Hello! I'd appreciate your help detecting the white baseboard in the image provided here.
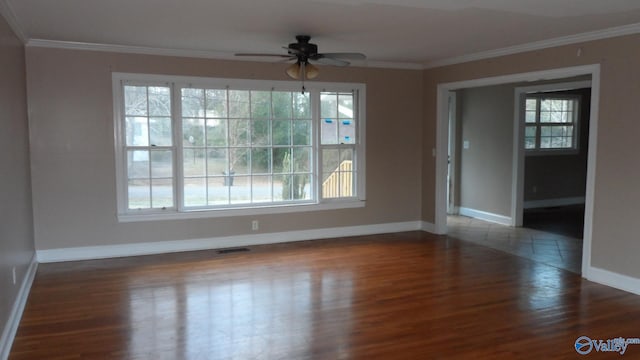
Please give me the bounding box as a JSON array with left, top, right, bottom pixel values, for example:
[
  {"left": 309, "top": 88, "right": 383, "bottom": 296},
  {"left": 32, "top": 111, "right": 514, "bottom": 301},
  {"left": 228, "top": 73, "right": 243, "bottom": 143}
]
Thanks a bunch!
[
  {"left": 523, "top": 196, "right": 585, "bottom": 209},
  {"left": 0, "top": 255, "right": 38, "bottom": 360},
  {"left": 37, "top": 221, "right": 425, "bottom": 263},
  {"left": 583, "top": 266, "right": 640, "bottom": 296},
  {"left": 421, "top": 221, "right": 436, "bottom": 233},
  {"left": 459, "top": 207, "right": 512, "bottom": 226}
]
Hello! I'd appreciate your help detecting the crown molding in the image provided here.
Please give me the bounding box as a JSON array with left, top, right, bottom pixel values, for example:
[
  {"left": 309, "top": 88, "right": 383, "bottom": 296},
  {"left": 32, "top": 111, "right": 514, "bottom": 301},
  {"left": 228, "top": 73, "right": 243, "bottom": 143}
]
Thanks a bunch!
[
  {"left": 26, "top": 38, "right": 424, "bottom": 70},
  {"left": 23, "top": 21, "right": 640, "bottom": 70},
  {"left": 0, "top": 0, "right": 27, "bottom": 43},
  {"left": 358, "top": 60, "right": 423, "bottom": 70},
  {"left": 423, "top": 22, "right": 640, "bottom": 69},
  {"left": 27, "top": 39, "right": 240, "bottom": 59}
]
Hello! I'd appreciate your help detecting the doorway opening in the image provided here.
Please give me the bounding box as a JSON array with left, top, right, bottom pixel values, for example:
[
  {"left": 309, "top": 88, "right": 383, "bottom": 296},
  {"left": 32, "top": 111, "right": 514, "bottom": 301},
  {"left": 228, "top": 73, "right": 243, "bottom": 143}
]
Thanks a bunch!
[
  {"left": 519, "top": 82, "right": 591, "bottom": 242},
  {"left": 435, "top": 65, "right": 600, "bottom": 276},
  {"left": 446, "top": 79, "right": 591, "bottom": 273}
]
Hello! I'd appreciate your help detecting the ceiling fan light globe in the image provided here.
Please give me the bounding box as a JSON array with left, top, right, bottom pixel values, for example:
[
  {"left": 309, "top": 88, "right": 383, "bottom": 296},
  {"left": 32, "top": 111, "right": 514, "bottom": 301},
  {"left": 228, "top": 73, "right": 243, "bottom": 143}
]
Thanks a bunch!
[
  {"left": 286, "top": 63, "right": 301, "bottom": 79},
  {"left": 286, "top": 62, "right": 320, "bottom": 80},
  {"left": 306, "top": 63, "right": 319, "bottom": 79}
]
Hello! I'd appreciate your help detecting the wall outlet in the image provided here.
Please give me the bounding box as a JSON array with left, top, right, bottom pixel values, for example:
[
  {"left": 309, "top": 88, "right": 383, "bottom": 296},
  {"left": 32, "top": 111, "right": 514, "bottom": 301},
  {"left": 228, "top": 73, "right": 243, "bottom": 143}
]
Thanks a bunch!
[
  {"left": 251, "top": 220, "right": 259, "bottom": 231},
  {"left": 463, "top": 140, "right": 470, "bottom": 149},
  {"left": 12, "top": 267, "right": 16, "bottom": 285},
  {"left": 532, "top": 186, "right": 537, "bottom": 193}
]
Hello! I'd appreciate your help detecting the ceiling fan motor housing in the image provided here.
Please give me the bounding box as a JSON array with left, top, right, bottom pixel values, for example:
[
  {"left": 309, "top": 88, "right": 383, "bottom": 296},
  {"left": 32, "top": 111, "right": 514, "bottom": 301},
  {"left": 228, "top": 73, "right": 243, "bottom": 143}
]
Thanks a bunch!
[{"left": 288, "top": 35, "right": 318, "bottom": 61}]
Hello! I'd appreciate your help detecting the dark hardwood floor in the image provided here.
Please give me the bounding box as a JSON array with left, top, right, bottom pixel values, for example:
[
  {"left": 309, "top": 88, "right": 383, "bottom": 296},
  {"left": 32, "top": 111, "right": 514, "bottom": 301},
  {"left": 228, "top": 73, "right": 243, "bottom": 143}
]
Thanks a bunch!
[
  {"left": 10, "top": 231, "right": 640, "bottom": 359},
  {"left": 523, "top": 205, "right": 585, "bottom": 239}
]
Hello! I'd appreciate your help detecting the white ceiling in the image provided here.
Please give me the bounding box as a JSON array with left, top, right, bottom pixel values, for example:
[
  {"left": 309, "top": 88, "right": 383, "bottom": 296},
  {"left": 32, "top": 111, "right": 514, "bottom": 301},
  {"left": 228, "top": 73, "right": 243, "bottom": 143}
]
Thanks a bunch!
[{"left": 5, "top": 0, "right": 640, "bottom": 67}]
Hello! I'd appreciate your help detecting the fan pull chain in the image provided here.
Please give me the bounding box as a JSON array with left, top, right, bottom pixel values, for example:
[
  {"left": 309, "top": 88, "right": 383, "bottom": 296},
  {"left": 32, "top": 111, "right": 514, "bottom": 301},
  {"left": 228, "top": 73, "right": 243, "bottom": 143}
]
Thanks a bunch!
[{"left": 301, "top": 62, "right": 307, "bottom": 94}]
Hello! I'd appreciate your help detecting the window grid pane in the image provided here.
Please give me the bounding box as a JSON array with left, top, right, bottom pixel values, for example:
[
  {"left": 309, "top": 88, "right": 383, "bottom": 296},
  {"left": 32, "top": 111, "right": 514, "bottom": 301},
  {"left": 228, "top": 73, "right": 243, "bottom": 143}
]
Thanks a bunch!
[
  {"left": 180, "top": 88, "right": 314, "bottom": 208},
  {"left": 321, "top": 146, "right": 355, "bottom": 199},
  {"left": 320, "top": 92, "right": 357, "bottom": 199},
  {"left": 118, "top": 79, "right": 361, "bottom": 214},
  {"left": 124, "top": 85, "right": 174, "bottom": 210},
  {"left": 525, "top": 96, "right": 578, "bottom": 151}
]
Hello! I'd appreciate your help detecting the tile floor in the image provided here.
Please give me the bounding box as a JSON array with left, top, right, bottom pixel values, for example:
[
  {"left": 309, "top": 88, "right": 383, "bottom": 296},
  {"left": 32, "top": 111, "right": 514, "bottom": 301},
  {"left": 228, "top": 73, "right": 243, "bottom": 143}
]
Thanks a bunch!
[{"left": 447, "top": 215, "right": 583, "bottom": 273}]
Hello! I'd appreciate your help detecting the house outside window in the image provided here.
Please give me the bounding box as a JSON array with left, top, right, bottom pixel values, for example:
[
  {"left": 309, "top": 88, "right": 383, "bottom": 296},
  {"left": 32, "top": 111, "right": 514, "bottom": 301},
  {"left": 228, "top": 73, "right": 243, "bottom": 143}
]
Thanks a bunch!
[{"left": 113, "top": 73, "right": 365, "bottom": 221}]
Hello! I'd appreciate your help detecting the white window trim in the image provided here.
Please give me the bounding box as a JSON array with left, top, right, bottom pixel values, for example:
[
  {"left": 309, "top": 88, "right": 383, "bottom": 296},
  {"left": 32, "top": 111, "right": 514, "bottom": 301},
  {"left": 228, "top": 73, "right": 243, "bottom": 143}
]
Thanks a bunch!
[
  {"left": 117, "top": 201, "right": 365, "bottom": 223},
  {"left": 112, "top": 72, "right": 366, "bottom": 222}
]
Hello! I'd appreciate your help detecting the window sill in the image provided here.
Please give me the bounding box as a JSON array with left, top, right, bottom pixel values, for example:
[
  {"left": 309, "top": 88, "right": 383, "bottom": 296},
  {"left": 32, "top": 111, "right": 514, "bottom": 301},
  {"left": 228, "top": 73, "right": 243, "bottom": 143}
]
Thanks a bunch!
[
  {"left": 525, "top": 149, "right": 580, "bottom": 156},
  {"left": 117, "top": 200, "right": 366, "bottom": 223}
]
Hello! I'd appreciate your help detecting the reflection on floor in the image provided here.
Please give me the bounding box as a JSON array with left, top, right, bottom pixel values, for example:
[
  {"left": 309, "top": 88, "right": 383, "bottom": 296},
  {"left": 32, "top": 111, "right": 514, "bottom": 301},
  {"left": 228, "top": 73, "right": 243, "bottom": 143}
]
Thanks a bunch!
[{"left": 447, "top": 215, "right": 583, "bottom": 274}]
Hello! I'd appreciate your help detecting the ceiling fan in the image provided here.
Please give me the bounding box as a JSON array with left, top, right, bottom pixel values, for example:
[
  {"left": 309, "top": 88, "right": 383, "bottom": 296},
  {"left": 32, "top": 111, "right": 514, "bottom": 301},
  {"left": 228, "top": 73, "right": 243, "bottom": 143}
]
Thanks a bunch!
[{"left": 235, "top": 35, "right": 366, "bottom": 81}]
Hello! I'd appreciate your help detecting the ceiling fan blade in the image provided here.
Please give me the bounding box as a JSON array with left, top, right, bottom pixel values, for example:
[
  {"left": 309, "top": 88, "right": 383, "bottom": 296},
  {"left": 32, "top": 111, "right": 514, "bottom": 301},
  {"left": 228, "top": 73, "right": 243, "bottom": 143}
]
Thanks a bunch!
[
  {"left": 235, "top": 53, "right": 292, "bottom": 58},
  {"left": 283, "top": 46, "right": 306, "bottom": 56},
  {"left": 279, "top": 56, "right": 298, "bottom": 63},
  {"left": 318, "top": 52, "right": 366, "bottom": 60},
  {"left": 312, "top": 56, "right": 350, "bottom": 66}
]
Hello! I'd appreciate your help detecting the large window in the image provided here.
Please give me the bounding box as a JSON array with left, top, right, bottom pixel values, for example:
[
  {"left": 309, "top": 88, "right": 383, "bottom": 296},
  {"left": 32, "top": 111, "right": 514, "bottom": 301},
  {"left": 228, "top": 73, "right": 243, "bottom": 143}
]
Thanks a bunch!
[
  {"left": 113, "top": 74, "right": 365, "bottom": 220},
  {"left": 524, "top": 95, "right": 580, "bottom": 153}
]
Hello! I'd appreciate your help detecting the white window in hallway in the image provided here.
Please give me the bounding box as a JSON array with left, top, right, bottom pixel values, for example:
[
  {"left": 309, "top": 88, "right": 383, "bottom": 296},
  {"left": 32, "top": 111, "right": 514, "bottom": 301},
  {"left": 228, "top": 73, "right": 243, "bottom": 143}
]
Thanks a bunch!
[
  {"left": 113, "top": 74, "right": 365, "bottom": 221},
  {"left": 524, "top": 95, "right": 580, "bottom": 153}
]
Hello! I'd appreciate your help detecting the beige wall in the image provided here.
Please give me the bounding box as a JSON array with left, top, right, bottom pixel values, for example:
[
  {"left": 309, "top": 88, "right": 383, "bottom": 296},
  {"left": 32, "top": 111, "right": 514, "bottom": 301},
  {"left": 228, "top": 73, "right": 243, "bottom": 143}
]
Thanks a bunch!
[
  {"left": 21, "top": 28, "right": 640, "bottom": 280},
  {"left": 0, "top": 13, "right": 35, "bottom": 347},
  {"left": 458, "top": 85, "right": 514, "bottom": 216},
  {"left": 25, "top": 47, "right": 423, "bottom": 250},
  {"left": 423, "top": 34, "right": 640, "bottom": 278}
]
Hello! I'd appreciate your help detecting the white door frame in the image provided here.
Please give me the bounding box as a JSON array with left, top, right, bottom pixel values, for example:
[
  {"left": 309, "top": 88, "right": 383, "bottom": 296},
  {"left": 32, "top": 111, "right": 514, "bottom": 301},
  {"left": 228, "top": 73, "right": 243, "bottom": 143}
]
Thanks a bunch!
[
  {"left": 434, "top": 64, "right": 600, "bottom": 276},
  {"left": 512, "top": 79, "right": 592, "bottom": 227},
  {"left": 447, "top": 91, "right": 457, "bottom": 214}
]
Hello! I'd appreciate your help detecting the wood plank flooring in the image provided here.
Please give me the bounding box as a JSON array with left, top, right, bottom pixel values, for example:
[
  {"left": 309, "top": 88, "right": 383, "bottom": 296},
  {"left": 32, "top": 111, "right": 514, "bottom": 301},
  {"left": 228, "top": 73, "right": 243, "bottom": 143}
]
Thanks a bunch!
[{"left": 10, "top": 231, "right": 640, "bottom": 359}]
